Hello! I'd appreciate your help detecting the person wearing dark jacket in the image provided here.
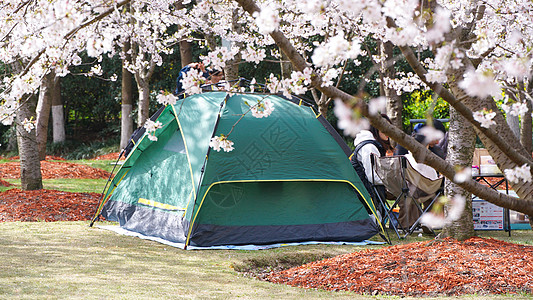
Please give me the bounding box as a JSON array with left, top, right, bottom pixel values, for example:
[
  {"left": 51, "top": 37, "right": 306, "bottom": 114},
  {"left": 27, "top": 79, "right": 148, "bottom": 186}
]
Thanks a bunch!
[{"left": 394, "top": 119, "right": 447, "bottom": 159}]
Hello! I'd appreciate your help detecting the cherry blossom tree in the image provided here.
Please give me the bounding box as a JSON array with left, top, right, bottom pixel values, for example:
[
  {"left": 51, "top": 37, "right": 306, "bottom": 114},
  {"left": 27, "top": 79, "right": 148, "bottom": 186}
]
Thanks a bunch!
[{"left": 1, "top": 0, "right": 532, "bottom": 236}]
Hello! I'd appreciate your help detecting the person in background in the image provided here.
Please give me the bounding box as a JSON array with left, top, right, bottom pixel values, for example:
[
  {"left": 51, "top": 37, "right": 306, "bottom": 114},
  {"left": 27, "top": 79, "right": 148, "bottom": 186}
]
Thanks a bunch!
[
  {"left": 209, "top": 69, "right": 224, "bottom": 84},
  {"left": 394, "top": 119, "right": 447, "bottom": 159},
  {"left": 174, "top": 62, "right": 226, "bottom": 96},
  {"left": 175, "top": 62, "right": 209, "bottom": 96},
  {"left": 351, "top": 114, "right": 393, "bottom": 220}
]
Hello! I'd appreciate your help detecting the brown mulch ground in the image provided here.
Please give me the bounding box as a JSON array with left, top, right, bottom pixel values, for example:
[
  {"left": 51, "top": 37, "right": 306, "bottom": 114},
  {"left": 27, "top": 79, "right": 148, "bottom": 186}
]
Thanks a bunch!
[
  {"left": 0, "top": 188, "right": 100, "bottom": 222},
  {"left": 0, "top": 160, "right": 111, "bottom": 179},
  {"left": 265, "top": 237, "right": 533, "bottom": 297},
  {"left": 1, "top": 155, "right": 531, "bottom": 297}
]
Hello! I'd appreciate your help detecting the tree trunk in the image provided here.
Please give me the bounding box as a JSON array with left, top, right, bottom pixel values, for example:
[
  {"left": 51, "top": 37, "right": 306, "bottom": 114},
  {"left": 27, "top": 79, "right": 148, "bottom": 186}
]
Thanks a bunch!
[
  {"left": 120, "top": 41, "right": 134, "bottom": 150},
  {"left": 137, "top": 82, "right": 150, "bottom": 126},
  {"left": 520, "top": 84, "right": 532, "bottom": 154},
  {"left": 51, "top": 76, "right": 65, "bottom": 143},
  {"left": 441, "top": 106, "right": 477, "bottom": 240},
  {"left": 280, "top": 48, "right": 293, "bottom": 80},
  {"left": 36, "top": 71, "right": 55, "bottom": 160},
  {"left": 16, "top": 93, "right": 43, "bottom": 190},
  {"left": 179, "top": 40, "right": 193, "bottom": 68},
  {"left": 205, "top": 32, "right": 218, "bottom": 52},
  {"left": 224, "top": 9, "right": 243, "bottom": 82},
  {"left": 380, "top": 41, "right": 403, "bottom": 131},
  {"left": 506, "top": 114, "right": 520, "bottom": 139},
  {"left": 175, "top": 1, "right": 193, "bottom": 68}
]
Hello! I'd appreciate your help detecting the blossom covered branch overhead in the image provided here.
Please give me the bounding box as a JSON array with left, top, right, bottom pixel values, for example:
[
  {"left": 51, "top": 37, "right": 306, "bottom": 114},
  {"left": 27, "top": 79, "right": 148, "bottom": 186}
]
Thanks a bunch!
[{"left": 1, "top": 0, "right": 532, "bottom": 183}]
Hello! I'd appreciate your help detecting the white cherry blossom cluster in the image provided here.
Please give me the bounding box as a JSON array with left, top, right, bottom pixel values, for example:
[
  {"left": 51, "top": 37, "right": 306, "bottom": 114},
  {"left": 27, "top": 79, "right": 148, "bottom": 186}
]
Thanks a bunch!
[
  {"left": 501, "top": 98, "right": 529, "bottom": 117},
  {"left": 180, "top": 68, "right": 207, "bottom": 96},
  {"left": 504, "top": 164, "right": 532, "bottom": 183},
  {"left": 264, "top": 69, "right": 312, "bottom": 98},
  {"left": 209, "top": 135, "right": 235, "bottom": 152},
  {"left": 253, "top": 3, "right": 280, "bottom": 34},
  {"left": 144, "top": 120, "right": 163, "bottom": 142},
  {"left": 458, "top": 69, "right": 502, "bottom": 98},
  {"left": 434, "top": 43, "right": 464, "bottom": 70},
  {"left": 201, "top": 47, "right": 239, "bottom": 71},
  {"left": 473, "top": 109, "right": 497, "bottom": 129},
  {"left": 242, "top": 47, "right": 267, "bottom": 64},
  {"left": 250, "top": 99, "right": 275, "bottom": 118},
  {"left": 418, "top": 126, "right": 445, "bottom": 143},
  {"left": 425, "top": 70, "right": 448, "bottom": 84},
  {"left": 420, "top": 195, "right": 466, "bottom": 229},
  {"left": 368, "top": 97, "right": 387, "bottom": 116},
  {"left": 22, "top": 118, "right": 36, "bottom": 133},
  {"left": 454, "top": 167, "right": 471, "bottom": 183},
  {"left": 156, "top": 92, "right": 178, "bottom": 106},
  {"left": 424, "top": 7, "right": 452, "bottom": 44},
  {"left": 333, "top": 99, "right": 369, "bottom": 137},
  {"left": 311, "top": 34, "right": 363, "bottom": 67},
  {"left": 320, "top": 68, "right": 340, "bottom": 87},
  {"left": 382, "top": 72, "right": 426, "bottom": 95}
]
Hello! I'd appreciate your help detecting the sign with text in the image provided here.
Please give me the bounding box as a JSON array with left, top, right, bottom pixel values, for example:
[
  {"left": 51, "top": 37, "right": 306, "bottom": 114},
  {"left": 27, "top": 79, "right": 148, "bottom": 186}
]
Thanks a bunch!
[{"left": 472, "top": 198, "right": 504, "bottom": 230}]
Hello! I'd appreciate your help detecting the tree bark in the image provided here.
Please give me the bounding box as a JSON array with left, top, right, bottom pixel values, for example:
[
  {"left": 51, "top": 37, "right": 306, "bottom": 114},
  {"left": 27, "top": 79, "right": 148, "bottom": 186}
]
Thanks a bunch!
[
  {"left": 16, "top": 93, "right": 43, "bottom": 190},
  {"left": 120, "top": 41, "right": 134, "bottom": 150},
  {"left": 520, "top": 83, "right": 532, "bottom": 154},
  {"left": 175, "top": 1, "right": 193, "bottom": 68},
  {"left": 380, "top": 41, "right": 403, "bottom": 131},
  {"left": 51, "top": 76, "right": 64, "bottom": 144},
  {"left": 506, "top": 114, "right": 520, "bottom": 140},
  {"left": 131, "top": 41, "right": 156, "bottom": 127},
  {"left": 136, "top": 83, "right": 150, "bottom": 126},
  {"left": 280, "top": 48, "right": 293, "bottom": 80},
  {"left": 224, "top": 9, "right": 243, "bottom": 82},
  {"left": 441, "top": 107, "right": 477, "bottom": 240},
  {"left": 179, "top": 40, "right": 193, "bottom": 68},
  {"left": 36, "top": 71, "right": 55, "bottom": 160}
]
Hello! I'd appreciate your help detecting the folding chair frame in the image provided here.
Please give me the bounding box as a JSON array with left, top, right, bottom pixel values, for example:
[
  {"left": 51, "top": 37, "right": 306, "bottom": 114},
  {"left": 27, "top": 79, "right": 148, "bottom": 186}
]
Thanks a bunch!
[{"left": 370, "top": 155, "right": 442, "bottom": 240}]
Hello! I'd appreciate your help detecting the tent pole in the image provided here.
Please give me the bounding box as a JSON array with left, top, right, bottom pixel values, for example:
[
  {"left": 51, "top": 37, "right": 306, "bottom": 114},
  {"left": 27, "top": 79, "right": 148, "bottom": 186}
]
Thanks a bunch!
[{"left": 184, "top": 95, "right": 229, "bottom": 248}]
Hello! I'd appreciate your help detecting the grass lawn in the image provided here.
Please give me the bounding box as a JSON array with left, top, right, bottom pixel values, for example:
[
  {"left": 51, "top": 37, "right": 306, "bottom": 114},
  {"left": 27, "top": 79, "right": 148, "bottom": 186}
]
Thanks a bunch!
[{"left": 1, "top": 221, "right": 531, "bottom": 300}]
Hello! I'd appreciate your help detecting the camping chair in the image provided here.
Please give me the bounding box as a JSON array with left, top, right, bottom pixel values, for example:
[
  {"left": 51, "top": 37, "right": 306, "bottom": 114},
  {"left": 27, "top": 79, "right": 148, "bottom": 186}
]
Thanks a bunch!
[{"left": 371, "top": 154, "right": 444, "bottom": 239}]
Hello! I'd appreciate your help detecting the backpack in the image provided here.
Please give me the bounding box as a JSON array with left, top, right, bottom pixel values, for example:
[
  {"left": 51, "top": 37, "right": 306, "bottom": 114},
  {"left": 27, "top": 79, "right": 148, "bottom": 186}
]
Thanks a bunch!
[{"left": 350, "top": 140, "right": 385, "bottom": 213}]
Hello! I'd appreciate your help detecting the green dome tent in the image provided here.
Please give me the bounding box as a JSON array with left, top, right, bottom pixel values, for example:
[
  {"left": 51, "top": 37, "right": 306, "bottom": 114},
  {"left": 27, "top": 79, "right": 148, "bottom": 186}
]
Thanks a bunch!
[{"left": 93, "top": 91, "right": 382, "bottom": 248}]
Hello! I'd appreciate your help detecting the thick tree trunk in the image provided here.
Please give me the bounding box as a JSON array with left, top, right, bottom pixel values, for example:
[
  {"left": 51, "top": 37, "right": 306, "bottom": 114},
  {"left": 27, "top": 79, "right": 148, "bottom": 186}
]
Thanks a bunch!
[
  {"left": 36, "top": 71, "right": 55, "bottom": 160},
  {"left": 441, "top": 107, "right": 477, "bottom": 240},
  {"left": 16, "top": 93, "right": 43, "bottom": 190},
  {"left": 380, "top": 41, "right": 403, "bottom": 131},
  {"left": 175, "top": 1, "right": 193, "bottom": 68},
  {"left": 179, "top": 40, "right": 193, "bottom": 68},
  {"left": 224, "top": 9, "right": 242, "bottom": 82},
  {"left": 120, "top": 41, "right": 134, "bottom": 150},
  {"left": 51, "top": 76, "right": 65, "bottom": 143},
  {"left": 520, "top": 86, "right": 532, "bottom": 154},
  {"left": 137, "top": 83, "right": 150, "bottom": 126}
]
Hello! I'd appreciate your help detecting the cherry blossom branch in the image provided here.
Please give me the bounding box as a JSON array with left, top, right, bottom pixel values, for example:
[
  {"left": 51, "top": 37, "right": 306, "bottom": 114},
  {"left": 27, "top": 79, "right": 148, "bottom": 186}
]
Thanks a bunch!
[
  {"left": 233, "top": 0, "right": 533, "bottom": 215},
  {"left": 398, "top": 44, "right": 533, "bottom": 168}
]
